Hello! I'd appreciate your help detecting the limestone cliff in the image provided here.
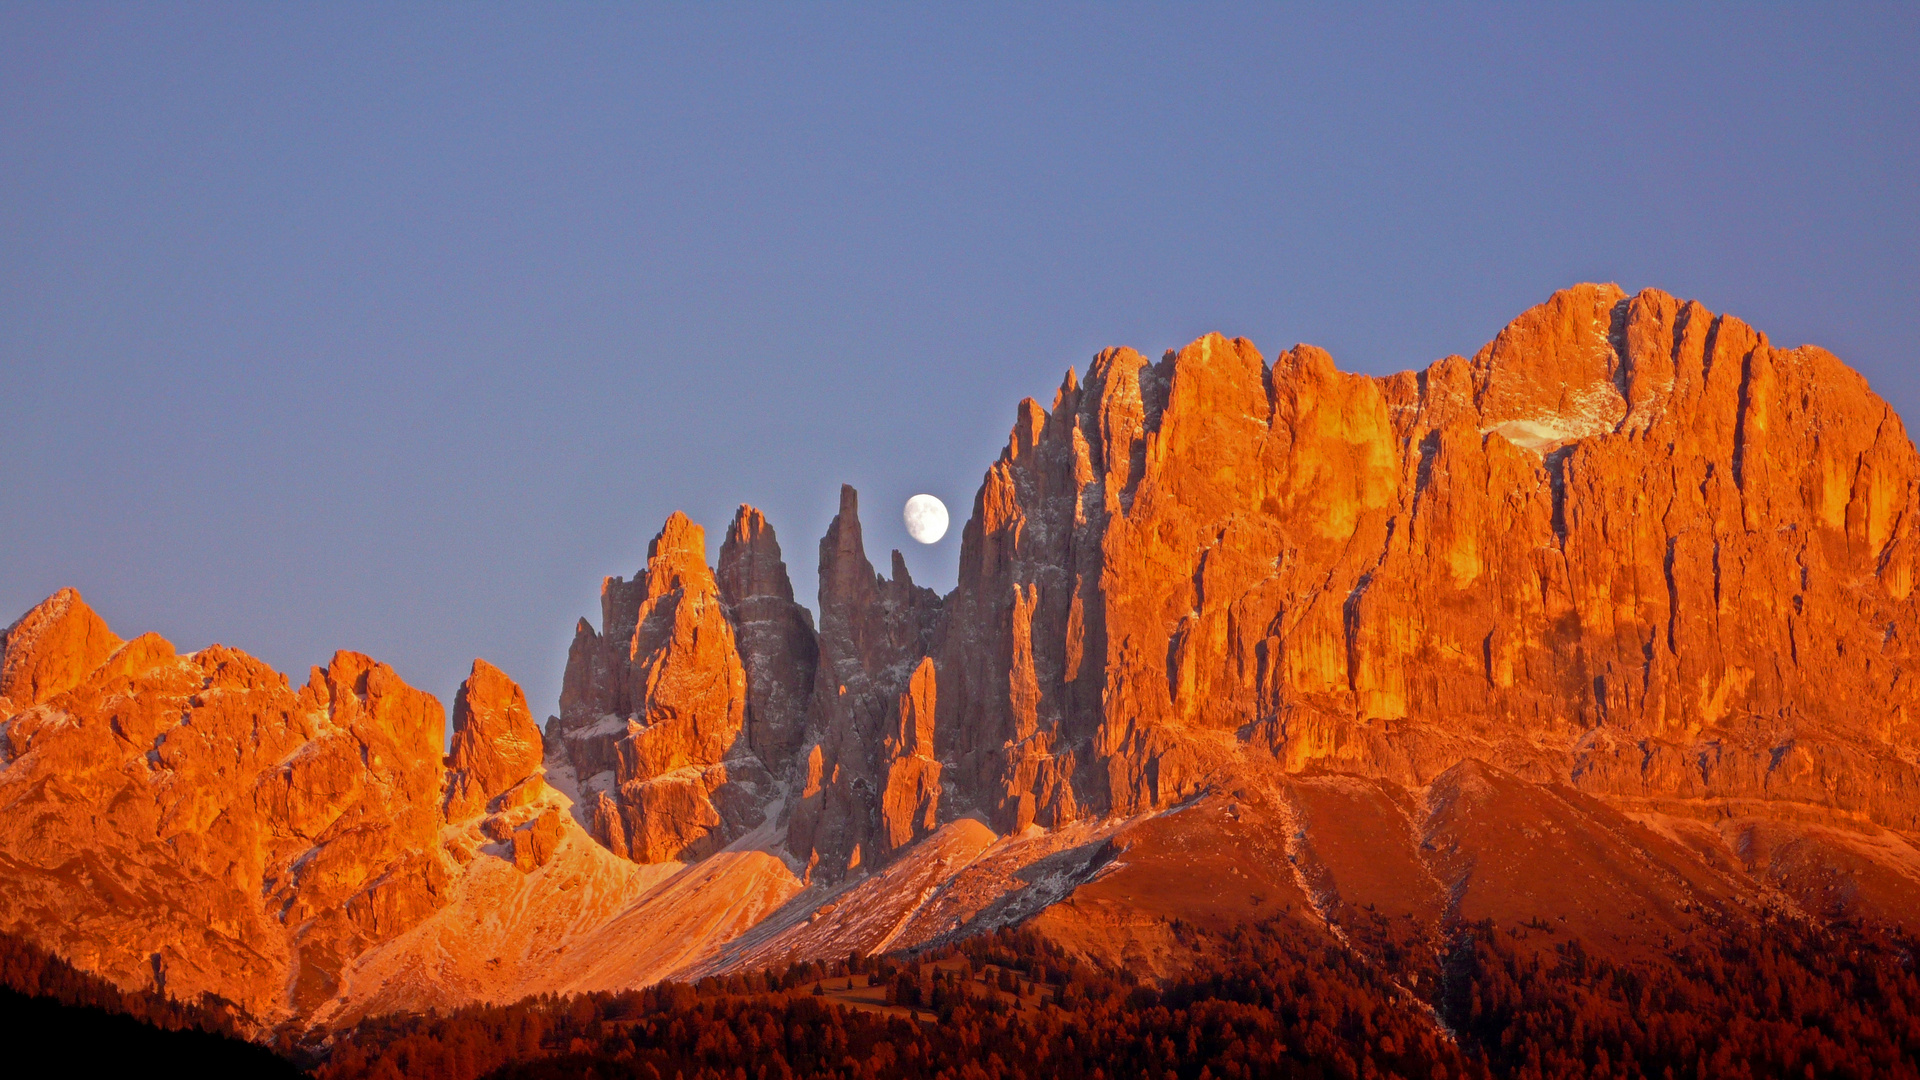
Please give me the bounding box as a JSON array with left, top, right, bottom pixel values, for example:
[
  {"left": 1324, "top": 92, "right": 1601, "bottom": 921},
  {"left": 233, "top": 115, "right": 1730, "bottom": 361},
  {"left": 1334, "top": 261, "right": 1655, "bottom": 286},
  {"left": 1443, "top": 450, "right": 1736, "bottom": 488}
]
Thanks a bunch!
[
  {"left": 542, "top": 285, "right": 1920, "bottom": 870},
  {"left": 935, "top": 285, "right": 1920, "bottom": 836},
  {"left": 716, "top": 505, "right": 817, "bottom": 771},
  {"left": 0, "top": 593, "right": 454, "bottom": 1021},
  {"left": 0, "top": 586, "right": 122, "bottom": 716},
  {"left": 445, "top": 658, "right": 545, "bottom": 821}
]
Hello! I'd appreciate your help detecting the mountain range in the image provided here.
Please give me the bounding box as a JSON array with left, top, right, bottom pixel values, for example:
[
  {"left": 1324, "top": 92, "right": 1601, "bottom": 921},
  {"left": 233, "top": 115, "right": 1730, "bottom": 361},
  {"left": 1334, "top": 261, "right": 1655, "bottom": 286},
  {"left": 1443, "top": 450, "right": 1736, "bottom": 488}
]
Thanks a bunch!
[{"left": 3, "top": 283, "right": 1917, "bottom": 1056}]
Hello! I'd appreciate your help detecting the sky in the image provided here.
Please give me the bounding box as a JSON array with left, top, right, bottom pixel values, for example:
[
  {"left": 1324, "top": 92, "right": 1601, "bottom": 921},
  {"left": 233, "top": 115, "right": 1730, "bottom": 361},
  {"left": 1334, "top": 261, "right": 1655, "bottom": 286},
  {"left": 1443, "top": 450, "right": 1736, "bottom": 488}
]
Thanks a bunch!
[{"left": 4, "top": 3, "right": 1917, "bottom": 722}]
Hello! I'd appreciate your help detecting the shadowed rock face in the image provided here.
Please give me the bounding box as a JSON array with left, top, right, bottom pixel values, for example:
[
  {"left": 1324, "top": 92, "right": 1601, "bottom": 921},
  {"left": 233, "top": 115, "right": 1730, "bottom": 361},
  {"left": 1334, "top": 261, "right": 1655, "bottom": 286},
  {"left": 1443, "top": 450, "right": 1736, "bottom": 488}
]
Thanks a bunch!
[
  {"left": 717, "top": 506, "right": 817, "bottom": 772},
  {"left": 551, "top": 491, "right": 944, "bottom": 881},
  {"left": 5, "top": 284, "right": 1920, "bottom": 1032},
  {"left": 785, "top": 486, "right": 944, "bottom": 880}
]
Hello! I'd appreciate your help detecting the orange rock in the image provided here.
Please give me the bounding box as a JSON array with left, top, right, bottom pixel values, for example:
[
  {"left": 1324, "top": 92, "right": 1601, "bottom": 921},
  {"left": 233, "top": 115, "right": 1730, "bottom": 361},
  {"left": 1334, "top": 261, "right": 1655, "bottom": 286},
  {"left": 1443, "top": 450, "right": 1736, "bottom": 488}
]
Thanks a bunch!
[
  {"left": 550, "top": 512, "right": 773, "bottom": 863},
  {"left": 938, "top": 284, "right": 1920, "bottom": 836},
  {"left": 0, "top": 587, "right": 122, "bottom": 719},
  {"left": 511, "top": 809, "right": 563, "bottom": 872},
  {"left": 445, "top": 659, "right": 545, "bottom": 821},
  {"left": 879, "top": 657, "right": 941, "bottom": 856},
  {"left": 0, "top": 596, "right": 453, "bottom": 1023}
]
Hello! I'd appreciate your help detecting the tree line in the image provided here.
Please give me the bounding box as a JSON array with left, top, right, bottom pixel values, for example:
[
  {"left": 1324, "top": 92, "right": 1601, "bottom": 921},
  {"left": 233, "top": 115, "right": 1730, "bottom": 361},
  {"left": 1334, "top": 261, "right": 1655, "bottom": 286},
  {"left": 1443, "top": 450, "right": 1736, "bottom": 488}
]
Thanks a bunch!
[
  {"left": 311, "top": 910, "right": 1920, "bottom": 1080},
  {"left": 3, "top": 906, "right": 1916, "bottom": 1079}
]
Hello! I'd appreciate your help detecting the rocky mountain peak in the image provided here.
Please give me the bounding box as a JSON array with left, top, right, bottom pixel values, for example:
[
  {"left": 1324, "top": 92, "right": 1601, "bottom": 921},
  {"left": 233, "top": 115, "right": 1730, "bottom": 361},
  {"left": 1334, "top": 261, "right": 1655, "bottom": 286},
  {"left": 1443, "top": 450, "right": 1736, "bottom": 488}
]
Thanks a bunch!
[
  {"left": 642, "top": 511, "right": 716, "bottom": 600},
  {"left": 933, "top": 283, "right": 1920, "bottom": 838},
  {"left": 717, "top": 504, "right": 795, "bottom": 606},
  {"left": 784, "top": 485, "right": 943, "bottom": 880},
  {"left": 445, "top": 658, "right": 545, "bottom": 821},
  {"left": 817, "top": 485, "right": 880, "bottom": 634},
  {"left": 0, "top": 601, "right": 456, "bottom": 1021},
  {"left": 718, "top": 504, "right": 816, "bottom": 766},
  {"left": 0, "top": 587, "right": 123, "bottom": 720},
  {"left": 550, "top": 511, "right": 763, "bottom": 864}
]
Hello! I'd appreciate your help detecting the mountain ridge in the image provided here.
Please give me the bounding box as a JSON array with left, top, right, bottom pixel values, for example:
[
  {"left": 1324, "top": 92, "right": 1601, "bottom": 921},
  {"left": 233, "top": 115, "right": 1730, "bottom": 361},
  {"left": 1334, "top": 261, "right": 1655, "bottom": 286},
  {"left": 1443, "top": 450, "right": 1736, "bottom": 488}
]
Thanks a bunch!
[{"left": 3, "top": 283, "right": 1918, "bottom": 1036}]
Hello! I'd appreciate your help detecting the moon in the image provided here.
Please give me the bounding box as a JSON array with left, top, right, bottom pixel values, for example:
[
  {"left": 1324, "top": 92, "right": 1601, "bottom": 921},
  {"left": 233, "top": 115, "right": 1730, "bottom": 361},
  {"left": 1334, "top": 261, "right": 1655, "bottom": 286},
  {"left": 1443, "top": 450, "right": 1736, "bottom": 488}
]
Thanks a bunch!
[{"left": 903, "top": 494, "right": 949, "bottom": 544}]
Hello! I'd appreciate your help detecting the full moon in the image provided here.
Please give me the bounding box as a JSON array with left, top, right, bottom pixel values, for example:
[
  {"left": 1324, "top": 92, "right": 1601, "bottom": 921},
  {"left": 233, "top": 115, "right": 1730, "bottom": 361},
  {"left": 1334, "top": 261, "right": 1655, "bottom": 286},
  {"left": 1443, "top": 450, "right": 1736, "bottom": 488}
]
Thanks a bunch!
[{"left": 903, "top": 494, "right": 949, "bottom": 544}]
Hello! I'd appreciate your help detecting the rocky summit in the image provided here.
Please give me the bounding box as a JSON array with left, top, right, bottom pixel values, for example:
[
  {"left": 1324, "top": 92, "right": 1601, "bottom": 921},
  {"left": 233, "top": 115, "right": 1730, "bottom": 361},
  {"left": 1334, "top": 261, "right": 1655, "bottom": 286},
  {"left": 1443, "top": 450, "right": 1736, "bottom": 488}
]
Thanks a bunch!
[{"left": 4, "top": 284, "right": 1919, "bottom": 1033}]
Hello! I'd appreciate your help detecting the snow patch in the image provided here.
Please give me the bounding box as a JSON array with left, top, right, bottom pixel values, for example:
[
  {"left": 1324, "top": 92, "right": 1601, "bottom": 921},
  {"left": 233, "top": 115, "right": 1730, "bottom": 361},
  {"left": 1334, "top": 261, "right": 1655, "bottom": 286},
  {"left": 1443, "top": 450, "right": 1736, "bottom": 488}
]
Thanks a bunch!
[
  {"left": 572, "top": 713, "right": 631, "bottom": 739},
  {"left": 1484, "top": 381, "right": 1626, "bottom": 453}
]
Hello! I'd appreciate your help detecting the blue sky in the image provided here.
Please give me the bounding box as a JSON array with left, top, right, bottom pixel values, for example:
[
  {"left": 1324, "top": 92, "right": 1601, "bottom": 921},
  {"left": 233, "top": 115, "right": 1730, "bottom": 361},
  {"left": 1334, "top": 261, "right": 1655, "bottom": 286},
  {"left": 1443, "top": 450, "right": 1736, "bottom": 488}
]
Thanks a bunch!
[{"left": 5, "top": 3, "right": 1916, "bottom": 717}]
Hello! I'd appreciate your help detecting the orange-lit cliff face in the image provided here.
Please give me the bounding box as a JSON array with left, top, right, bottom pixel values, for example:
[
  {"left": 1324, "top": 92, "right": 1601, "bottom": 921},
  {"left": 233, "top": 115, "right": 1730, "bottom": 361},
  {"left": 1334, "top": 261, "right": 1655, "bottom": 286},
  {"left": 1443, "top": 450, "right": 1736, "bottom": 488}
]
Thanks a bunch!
[
  {"left": 935, "top": 283, "right": 1920, "bottom": 836},
  {"left": 0, "top": 589, "right": 453, "bottom": 1020},
  {"left": 5, "top": 284, "right": 1920, "bottom": 1031}
]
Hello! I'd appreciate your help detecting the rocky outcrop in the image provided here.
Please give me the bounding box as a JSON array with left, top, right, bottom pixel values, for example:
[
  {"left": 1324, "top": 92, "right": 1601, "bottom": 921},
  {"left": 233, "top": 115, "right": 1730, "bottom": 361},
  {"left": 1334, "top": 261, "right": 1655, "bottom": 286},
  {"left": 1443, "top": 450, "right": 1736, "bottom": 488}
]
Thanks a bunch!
[
  {"left": 552, "top": 493, "right": 938, "bottom": 880},
  {"left": 717, "top": 505, "right": 817, "bottom": 770},
  {"left": 879, "top": 657, "right": 941, "bottom": 856},
  {"left": 281, "top": 652, "right": 452, "bottom": 1011},
  {"left": 0, "top": 586, "right": 123, "bottom": 720},
  {"left": 0, "top": 592, "right": 455, "bottom": 1021},
  {"left": 550, "top": 512, "right": 774, "bottom": 863},
  {"left": 510, "top": 809, "right": 564, "bottom": 872},
  {"left": 445, "top": 658, "right": 545, "bottom": 821},
  {"left": 785, "top": 486, "right": 942, "bottom": 880}
]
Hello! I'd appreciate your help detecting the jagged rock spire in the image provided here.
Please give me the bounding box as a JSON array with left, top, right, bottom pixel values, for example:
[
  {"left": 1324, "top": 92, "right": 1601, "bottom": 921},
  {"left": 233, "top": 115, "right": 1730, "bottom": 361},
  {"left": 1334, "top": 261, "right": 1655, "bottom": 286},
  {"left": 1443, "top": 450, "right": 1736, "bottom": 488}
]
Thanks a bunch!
[
  {"left": 0, "top": 587, "right": 122, "bottom": 719},
  {"left": 785, "top": 485, "right": 943, "bottom": 880},
  {"left": 718, "top": 504, "right": 816, "bottom": 766},
  {"left": 445, "top": 659, "right": 544, "bottom": 821}
]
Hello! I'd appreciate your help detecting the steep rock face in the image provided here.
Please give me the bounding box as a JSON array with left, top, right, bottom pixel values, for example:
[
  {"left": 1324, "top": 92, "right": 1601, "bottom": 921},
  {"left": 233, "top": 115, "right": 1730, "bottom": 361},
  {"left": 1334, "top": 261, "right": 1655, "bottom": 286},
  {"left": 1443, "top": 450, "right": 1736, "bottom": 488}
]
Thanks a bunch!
[
  {"left": 551, "top": 512, "right": 776, "bottom": 863},
  {"left": 716, "top": 505, "right": 818, "bottom": 770},
  {"left": 786, "top": 486, "right": 943, "bottom": 879},
  {"left": 879, "top": 657, "right": 941, "bottom": 856},
  {"left": 0, "top": 586, "right": 123, "bottom": 718},
  {"left": 275, "top": 652, "right": 452, "bottom": 1011},
  {"left": 935, "top": 349, "right": 1165, "bottom": 832},
  {"left": 0, "top": 592, "right": 453, "bottom": 1021},
  {"left": 937, "top": 284, "right": 1920, "bottom": 835},
  {"left": 445, "top": 658, "right": 545, "bottom": 821},
  {"left": 553, "top": 494, "right": 939, "bottom": 879}
]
